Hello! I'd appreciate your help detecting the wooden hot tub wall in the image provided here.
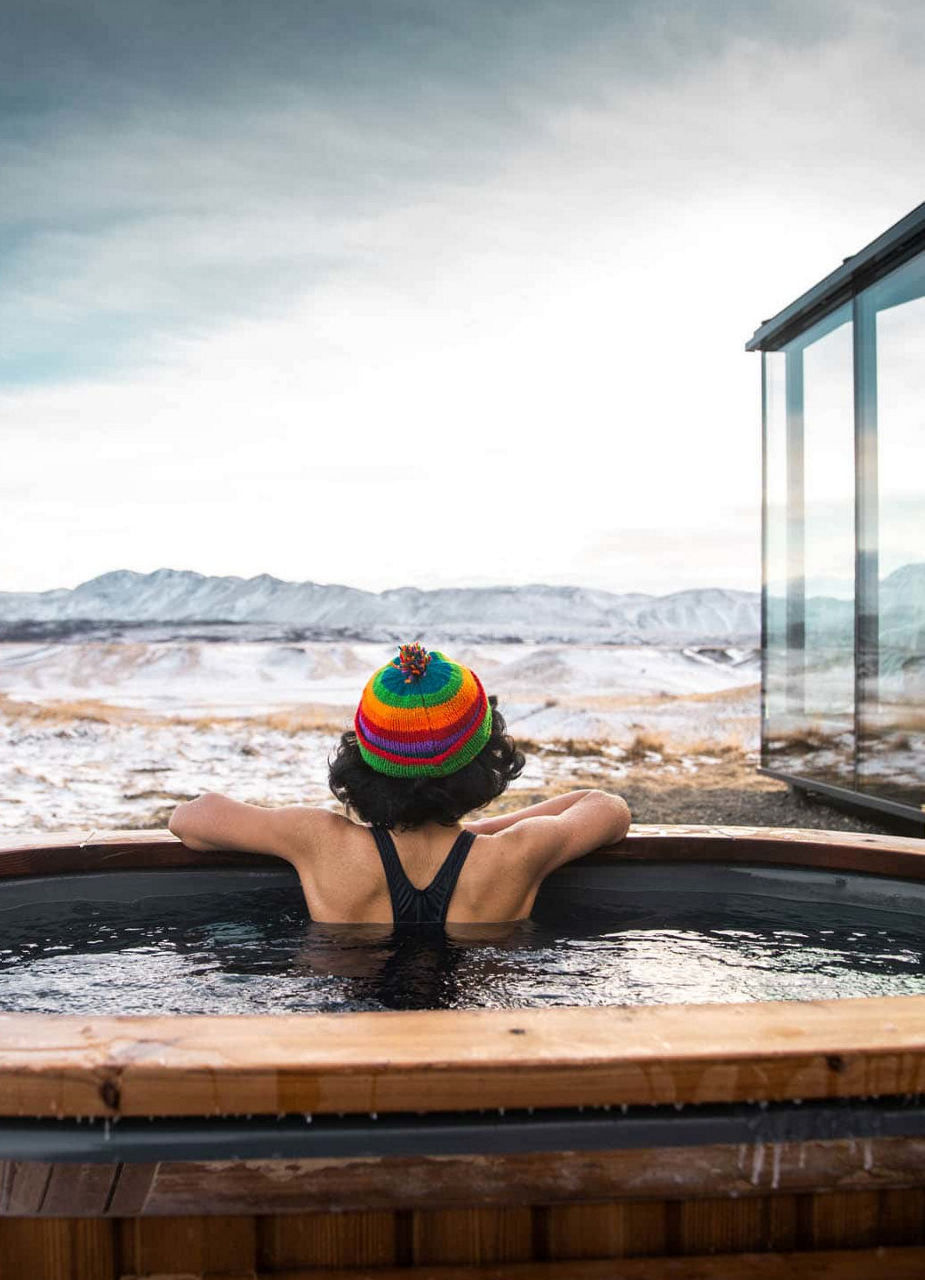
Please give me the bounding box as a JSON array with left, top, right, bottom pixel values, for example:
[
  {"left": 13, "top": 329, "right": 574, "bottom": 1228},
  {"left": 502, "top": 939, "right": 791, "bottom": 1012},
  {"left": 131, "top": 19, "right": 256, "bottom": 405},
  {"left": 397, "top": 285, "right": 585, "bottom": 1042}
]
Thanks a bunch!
[{"left": 0, "top": 824, "right": 924, "bottom": 1280}]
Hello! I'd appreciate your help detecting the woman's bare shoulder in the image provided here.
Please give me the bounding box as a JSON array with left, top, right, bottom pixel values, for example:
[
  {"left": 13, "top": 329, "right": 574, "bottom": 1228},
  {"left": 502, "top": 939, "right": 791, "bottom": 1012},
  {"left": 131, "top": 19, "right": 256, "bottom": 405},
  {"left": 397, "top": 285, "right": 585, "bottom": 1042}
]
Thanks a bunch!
[
  {"left": 283, "top": 804, "right": 353, "bottom": 834},
  {"left": 169, "top": 794, "right": 351, "bottom": 858},
  {"left": 282, "top": 807, "right": 374, "bottom": 860},
  {"left": 483, "top": 792, "right": 631, "bottom": 871}
]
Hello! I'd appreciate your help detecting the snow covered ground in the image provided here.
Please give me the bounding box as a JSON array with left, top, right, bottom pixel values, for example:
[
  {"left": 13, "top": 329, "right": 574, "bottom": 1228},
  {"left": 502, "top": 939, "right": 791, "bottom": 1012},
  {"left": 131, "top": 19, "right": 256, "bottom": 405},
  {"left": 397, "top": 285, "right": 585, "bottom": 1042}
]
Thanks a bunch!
[
  {"left": 0, "top": 638, "right": 760, "bottom": 833},
  {"left": 0, "top": 636, "right": 758, "bottom": 720}
]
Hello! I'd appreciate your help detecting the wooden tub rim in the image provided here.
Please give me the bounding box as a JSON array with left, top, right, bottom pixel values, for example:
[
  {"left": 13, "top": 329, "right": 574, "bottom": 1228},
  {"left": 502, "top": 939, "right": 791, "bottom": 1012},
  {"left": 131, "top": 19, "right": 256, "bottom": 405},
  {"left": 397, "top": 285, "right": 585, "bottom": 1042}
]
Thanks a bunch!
[
  {"left": 0, "top": 823, "right": 924, "bottom": 1121},
  {"left": 1, "top": 822, "right": 923, "bottom": 876}
]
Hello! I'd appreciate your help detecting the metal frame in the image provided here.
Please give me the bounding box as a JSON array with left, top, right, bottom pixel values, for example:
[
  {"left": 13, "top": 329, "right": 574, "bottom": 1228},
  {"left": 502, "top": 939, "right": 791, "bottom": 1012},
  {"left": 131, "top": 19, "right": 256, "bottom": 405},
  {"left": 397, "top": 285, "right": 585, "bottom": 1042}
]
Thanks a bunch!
[
  {"left": 760, "top": 352, "right": 768, "bottom": 749},
  {"left": 747, "top": 203, "right": 925, "bottom": 351},
  {"left": 757, "top": 765, "right": 923, "bottom": 830},
  {"left": 854, "top": 287, "right": 880, "bottom": 795}
]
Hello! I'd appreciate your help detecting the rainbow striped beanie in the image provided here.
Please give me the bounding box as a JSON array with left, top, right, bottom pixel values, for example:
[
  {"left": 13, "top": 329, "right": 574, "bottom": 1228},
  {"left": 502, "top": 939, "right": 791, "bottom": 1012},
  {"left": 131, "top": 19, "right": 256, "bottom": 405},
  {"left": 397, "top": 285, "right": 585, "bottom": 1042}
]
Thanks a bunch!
[{"left": 355, "top": 643, "right": 493, "bottom": 778}]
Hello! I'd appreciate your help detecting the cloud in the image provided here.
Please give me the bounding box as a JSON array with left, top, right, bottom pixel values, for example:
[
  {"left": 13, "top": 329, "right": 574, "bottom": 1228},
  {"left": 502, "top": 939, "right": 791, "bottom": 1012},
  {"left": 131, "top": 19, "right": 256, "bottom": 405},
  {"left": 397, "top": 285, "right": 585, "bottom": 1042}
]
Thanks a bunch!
[
  {"left": 2, "top": 1, "right": 923, "bottom": 592},
  {"left": 4, "top": 0, "right": 922, "bottom": 383},
  {"left": 577, "top": 517, "right": 761, "bottom": 595}
]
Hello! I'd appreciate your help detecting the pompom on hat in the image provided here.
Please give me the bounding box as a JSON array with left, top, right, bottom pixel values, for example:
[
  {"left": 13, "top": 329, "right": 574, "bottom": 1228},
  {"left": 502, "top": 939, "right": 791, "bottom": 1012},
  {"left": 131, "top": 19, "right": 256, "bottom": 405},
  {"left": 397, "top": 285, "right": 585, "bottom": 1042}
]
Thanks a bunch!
[{"left": 355, "top": 643, "right": 492, "bottom": 778}]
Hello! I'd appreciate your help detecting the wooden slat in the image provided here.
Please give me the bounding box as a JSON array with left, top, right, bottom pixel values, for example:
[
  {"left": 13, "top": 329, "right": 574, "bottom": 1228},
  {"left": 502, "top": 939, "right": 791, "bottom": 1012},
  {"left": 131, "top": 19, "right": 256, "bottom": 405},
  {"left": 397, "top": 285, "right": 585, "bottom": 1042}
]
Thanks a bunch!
[
  {"left": 877, "top": 1187, "right": 925, "bottom": 1245},
  {"left": 3, "top": 993, "right": 925, "bottom": 1117},
  {"left": 543, "top": 1203, "right": 626, "bottom": 1259},
  {"left": 0, "top": 1219, "right": 115, "bottom": 1280},
  {"left": 411, "top": 1208, "right": 533, "bottom": 1265},
  {"left": 0, "top": 1160, "right": 52, "bottom": 1214},
  {"left": 0, "top": 1219, "right": 919, "bottom": 1279},
  {"left": 247, "top": 1244, "right": 925, "bottom": 1279},
  {"left": 0, "top": 1159, "right": 157, "bottom": 1219},
  {"left": 72, "top": 1220, "right": 118, "bottom": 1280},
  {"left": 618, "top": 1200, "right": 670, "bottom": 1258},
  {"left": 40, "top": 1162, "right": 117, "bottom": 1216},
  {"left": 676, "top": 1196, "right": 768, "bottom": 1254},
  {"left": 256, "top": 1211, "right": 397, "bottom": 1269},
  {"left": 117, "top": 1213, "right": 256, "bottom": 1276},
  {"left": 764, "top": 1195, "right": 799, "bottom": 1252},
  {"left": 806, "top": 1190, "right": 882, "bottom": 1250},
  {"left": 122, "top": 1137, "right": 925, "bottom": 1217},
  {"left": 105, "top": 1161, "right": 158, "bottom": 1217}
]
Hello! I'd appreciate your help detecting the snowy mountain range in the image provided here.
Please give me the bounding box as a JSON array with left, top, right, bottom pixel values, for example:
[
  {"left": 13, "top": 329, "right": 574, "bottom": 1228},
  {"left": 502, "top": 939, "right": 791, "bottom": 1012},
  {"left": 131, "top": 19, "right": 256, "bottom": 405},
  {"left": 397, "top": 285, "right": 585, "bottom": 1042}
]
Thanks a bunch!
[{"left": 0, "top": 568, "right": 760, "bottom": 645}]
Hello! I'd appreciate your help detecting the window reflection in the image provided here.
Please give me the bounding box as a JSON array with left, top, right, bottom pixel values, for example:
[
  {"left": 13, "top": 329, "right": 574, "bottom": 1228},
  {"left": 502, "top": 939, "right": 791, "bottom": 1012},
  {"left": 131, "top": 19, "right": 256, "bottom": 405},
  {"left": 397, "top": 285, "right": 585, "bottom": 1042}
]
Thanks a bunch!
[
  {"left": 857, "top": 252, "right": 925, "bottom": 807},
  {"left": 761, "top": 248, "right": 925, "bottom": 816},
  {"left": 801, "top": 309, "right": 855, "bottom": 785},
  {"left": 762, "top": 306, "right": 855, "bottom": 786}
]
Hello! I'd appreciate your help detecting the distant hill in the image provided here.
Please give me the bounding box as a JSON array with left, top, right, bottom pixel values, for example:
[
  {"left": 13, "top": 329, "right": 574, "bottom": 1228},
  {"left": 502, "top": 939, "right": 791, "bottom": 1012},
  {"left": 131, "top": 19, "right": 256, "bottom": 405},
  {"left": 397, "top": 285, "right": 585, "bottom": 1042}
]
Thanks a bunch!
[
  {"left": 0, "top": 567, "right": 764, "bottom": 645},
  {"left": 766, "top": 563, "right": 924, "bottom": 646}
]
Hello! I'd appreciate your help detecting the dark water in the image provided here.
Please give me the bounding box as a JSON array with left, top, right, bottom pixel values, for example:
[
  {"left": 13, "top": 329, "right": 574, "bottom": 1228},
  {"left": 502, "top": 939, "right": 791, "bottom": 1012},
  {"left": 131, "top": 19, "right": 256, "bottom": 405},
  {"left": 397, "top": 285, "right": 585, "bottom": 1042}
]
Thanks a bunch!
[{"left": 2, "top": 883, "right": 925, "bottom": 1015}]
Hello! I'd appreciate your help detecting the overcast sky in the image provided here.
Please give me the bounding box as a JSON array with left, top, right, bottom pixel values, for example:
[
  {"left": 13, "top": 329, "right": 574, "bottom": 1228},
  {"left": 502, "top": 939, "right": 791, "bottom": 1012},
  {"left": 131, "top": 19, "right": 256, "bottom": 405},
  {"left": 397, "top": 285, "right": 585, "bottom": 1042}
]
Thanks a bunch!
[{"left": 2, "top": 0, "right": 922, "bottom": 596}]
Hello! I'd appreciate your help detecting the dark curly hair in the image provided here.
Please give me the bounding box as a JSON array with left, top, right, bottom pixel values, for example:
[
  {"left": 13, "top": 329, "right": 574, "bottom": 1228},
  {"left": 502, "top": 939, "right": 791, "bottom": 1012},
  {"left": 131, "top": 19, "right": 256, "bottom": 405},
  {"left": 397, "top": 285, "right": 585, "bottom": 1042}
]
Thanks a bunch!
[{"left": 328, "top": 696, "right": 525, "bottom": 829}]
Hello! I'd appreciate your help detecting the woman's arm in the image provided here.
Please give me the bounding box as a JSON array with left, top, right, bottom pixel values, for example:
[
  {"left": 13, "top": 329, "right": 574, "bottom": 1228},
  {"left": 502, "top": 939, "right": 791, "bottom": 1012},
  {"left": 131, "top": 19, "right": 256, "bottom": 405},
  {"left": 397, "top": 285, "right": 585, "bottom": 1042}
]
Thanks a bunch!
[
  {"left": 463, "top": 789, "right": 606, "bottom": 835},
  {"left": 476, "top": 789, "right": 631, "bottom": 872},
  {"left": 168, "top": 792, "right": 334, "bottom": 858}
]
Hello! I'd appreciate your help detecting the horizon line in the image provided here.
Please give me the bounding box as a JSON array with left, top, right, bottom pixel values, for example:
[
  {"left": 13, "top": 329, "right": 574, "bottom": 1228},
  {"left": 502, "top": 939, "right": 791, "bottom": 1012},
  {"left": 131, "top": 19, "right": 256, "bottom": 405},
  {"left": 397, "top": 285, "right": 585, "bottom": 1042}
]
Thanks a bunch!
[{"left": 0, "top": 566, "right": 764, "bottom": 601}]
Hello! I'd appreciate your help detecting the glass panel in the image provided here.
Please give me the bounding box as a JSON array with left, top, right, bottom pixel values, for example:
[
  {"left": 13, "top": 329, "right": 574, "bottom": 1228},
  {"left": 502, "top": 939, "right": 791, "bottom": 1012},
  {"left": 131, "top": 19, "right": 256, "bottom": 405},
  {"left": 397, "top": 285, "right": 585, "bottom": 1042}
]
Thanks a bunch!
[
  {"left": 802, "top": 306, "right": 855, "bottom": 785},
  {"left": 857, "top": 250, "right": 925, "bottom": 810},
  {"left": 762, "top": 351, "right": 788, "bottom": 763},
  {"left": 762, "top": 305, "right": 855, "bottom": 785}
]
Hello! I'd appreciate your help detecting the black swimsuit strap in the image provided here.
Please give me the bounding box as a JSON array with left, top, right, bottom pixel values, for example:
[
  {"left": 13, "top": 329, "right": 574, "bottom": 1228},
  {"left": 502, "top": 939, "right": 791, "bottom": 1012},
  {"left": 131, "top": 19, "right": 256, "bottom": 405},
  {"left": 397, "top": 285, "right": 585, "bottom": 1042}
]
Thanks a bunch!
[
  {"left": 371, "top": 826, "right": 476, "bottom": 925},
  {"left": 426, "top": 830, "right": 476, "bottom": 922},
  {"left": 371, "top": 825, "right": 416, "bottom": 921}
]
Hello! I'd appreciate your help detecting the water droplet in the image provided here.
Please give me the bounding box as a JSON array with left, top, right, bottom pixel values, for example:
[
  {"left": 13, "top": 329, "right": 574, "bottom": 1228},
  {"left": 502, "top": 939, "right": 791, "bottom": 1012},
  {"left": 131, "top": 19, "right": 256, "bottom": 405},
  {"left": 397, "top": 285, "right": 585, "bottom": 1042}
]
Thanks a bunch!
[{"left": 770, "top": 1143, "right": 782, "bottom": 1190}]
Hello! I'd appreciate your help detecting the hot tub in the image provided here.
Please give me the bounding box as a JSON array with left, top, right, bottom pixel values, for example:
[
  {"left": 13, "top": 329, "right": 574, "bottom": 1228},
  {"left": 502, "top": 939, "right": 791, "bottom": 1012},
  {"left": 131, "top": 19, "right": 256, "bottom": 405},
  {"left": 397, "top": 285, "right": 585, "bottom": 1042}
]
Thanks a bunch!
[{"left": 1, "top": 825, "right": 925, "bottom": 1278}]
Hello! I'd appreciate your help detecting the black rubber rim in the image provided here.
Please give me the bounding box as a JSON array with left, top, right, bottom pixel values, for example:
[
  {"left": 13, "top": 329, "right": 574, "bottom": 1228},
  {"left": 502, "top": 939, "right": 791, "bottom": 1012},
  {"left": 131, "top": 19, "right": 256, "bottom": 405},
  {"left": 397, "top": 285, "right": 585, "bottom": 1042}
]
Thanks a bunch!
[{"left": 3, "top": 1096, "right": 925, "bottom": 1163}]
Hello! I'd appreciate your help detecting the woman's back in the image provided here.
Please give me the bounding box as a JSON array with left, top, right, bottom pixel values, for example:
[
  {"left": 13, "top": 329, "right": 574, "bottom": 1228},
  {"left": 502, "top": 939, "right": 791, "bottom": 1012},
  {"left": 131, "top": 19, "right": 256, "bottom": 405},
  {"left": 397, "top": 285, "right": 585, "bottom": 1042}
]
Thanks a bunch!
[
  {"left": 370, "top": 824, "right": 475, "bottom": 924},
  {"left": 171, "top": 795, "right": 630, "bottom": 924},
  {"left": 276, "top": 812, "right": 546, "bottom": 923},
  {"left": 168, "top": 642, "right": 631, "bottom": 924}
]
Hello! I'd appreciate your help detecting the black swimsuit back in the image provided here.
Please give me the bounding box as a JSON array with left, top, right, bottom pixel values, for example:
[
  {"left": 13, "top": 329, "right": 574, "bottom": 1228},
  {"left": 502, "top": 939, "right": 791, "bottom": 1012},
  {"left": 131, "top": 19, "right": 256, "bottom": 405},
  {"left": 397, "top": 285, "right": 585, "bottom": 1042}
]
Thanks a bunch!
[{"left": 371, "top": 825, "right": 476, "bottom": 925}]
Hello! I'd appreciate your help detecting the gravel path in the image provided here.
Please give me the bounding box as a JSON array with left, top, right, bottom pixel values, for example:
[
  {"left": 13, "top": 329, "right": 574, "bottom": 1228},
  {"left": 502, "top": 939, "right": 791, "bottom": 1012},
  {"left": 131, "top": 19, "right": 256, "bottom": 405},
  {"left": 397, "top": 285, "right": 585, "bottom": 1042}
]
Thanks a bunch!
[
  {"left": 618, "top": 779, "right": 917, "bottom": 836},
  {"left": 503, "top": 750, "right": 923, "bottom": 839}
]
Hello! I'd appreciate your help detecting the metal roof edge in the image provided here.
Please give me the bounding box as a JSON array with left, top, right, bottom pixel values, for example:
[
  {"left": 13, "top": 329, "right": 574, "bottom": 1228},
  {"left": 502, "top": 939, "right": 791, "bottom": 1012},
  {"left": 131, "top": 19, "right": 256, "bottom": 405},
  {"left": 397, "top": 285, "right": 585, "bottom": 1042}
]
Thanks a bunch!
[{"left": 745, "top": 201, "right": 925, "bottom": 352}]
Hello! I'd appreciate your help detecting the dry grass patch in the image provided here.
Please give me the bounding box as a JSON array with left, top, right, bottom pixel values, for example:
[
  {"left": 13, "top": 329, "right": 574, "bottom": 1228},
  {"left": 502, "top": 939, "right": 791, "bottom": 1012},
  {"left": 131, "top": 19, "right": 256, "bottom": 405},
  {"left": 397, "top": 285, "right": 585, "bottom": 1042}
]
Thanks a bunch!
[
  {"left": 766, "top": 729, "right": 848, "bottom": 754},
  {"left": 183, "top": 706, "right": 347, "bottom": 735},
  {"left": 0, "top": 693, "right": 350, "bottom": 738},
  {"left": 624, "top": 731, "right": 668, "bottom": 762},
  {"left": 0, "top": 693, "right": 150, "bottom": 725},
  {"left": 515, "top": 736, "right": 613, "bottom": 758},
  {"left": 682, "top": 732, "right": 752, "bottom": 757},
  {"left": 681, "top": 682, "right": 760, "bottom": 705}
]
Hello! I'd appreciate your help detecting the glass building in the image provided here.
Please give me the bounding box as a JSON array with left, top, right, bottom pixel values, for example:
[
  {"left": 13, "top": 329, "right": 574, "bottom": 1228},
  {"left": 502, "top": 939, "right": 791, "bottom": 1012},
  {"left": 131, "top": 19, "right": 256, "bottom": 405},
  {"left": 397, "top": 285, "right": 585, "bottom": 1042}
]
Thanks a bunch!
[{"left": 747, "top": 203, "right": 924, "bottom": 830}]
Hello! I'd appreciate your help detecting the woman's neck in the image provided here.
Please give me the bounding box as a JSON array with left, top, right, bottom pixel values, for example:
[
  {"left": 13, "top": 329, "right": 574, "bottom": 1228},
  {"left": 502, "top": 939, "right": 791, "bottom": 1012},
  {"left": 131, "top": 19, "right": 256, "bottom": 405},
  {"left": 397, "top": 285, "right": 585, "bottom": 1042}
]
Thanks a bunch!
[{"left": 395, "top": 820, "right": 462, "bottom": 844}]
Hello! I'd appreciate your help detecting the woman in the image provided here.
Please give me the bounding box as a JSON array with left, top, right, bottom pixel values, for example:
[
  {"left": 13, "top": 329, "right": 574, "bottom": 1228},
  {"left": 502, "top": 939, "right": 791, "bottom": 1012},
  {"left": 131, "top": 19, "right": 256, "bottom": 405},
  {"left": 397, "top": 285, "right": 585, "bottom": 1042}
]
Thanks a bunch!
[{"left": 169, "top": 643, "right": 630, "bottom": 923}]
